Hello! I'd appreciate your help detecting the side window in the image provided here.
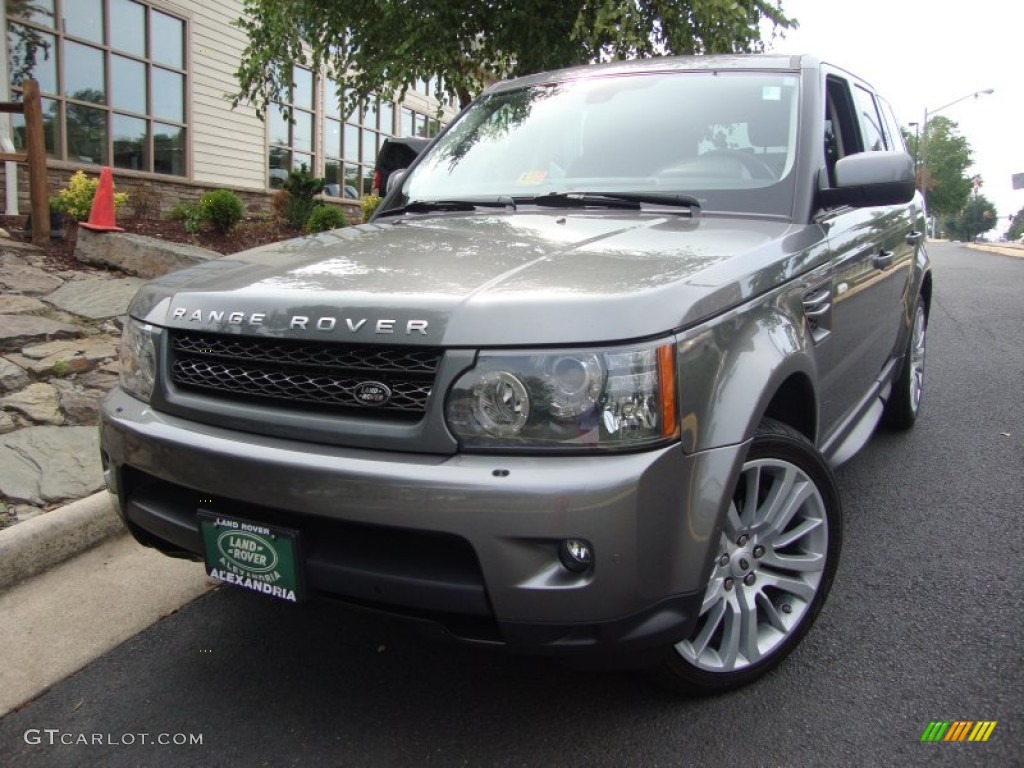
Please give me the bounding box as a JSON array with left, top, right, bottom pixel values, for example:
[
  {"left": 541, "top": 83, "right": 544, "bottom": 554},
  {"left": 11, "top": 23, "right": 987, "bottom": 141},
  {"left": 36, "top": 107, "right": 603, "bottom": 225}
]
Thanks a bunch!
[
  {"left": 877, "top": 97, "right": 907, "bottom": 152},
  {"left": 824, "top": 76, "right": 860, "bottom": 185},
  {"left": 853, "top": 85, "right": 886, "bottom": 152}
]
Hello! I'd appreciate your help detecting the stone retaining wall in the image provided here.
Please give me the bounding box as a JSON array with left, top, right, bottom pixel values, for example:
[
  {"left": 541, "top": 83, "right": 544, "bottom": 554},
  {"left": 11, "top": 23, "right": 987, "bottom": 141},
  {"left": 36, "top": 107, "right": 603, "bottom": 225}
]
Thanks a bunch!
[{"left": 0, "top": 164, "right": 362, "bottom": 223}]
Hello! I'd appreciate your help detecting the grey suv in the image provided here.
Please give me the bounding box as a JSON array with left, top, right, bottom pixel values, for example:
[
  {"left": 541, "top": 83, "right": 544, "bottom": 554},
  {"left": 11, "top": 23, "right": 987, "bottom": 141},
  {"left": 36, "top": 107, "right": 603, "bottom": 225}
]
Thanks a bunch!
[{"left": 101, "top": 54, "right": 930, "bottom": 693}]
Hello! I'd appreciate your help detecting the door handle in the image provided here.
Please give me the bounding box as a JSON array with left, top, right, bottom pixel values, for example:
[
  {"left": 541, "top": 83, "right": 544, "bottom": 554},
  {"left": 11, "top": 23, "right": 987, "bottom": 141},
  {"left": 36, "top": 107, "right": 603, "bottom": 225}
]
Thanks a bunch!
[
  {"left": 873, "top": 250, "right": 895, "bottom": 269},
  {"left": 905, "top": 230, "right": 924, "bottom": 245}
]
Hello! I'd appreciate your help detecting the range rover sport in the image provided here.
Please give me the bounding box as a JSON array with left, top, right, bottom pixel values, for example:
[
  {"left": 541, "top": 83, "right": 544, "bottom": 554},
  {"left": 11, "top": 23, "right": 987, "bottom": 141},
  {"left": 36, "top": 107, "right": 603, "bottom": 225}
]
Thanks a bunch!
[{"left": 101, "top": 54, "right": 930, "bottom": 693}]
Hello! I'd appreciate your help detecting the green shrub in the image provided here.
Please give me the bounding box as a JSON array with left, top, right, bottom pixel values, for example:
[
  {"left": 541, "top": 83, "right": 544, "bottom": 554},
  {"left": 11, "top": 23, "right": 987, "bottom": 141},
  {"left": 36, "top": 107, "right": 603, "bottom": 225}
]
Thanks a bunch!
[
  {"left": 50, "top": 170, "right": 129, "bottom": 221},
  {"left": 166, "top": 201, "right": 194, "bottom": 220},
  {"left": 167, "top": 201, "right": 202, "bottom": 234},
  {"left": 360, "top": 194, "right": 382, "bottom": 222},
  {"left": 304, "top": 205, "right": 348, "bottom": 233},
  {"left": 280, "top": 164, "right": 326, "bottom": 229},
  {"left": 198, "top": 189, "right": 244, "bottom": 234}
]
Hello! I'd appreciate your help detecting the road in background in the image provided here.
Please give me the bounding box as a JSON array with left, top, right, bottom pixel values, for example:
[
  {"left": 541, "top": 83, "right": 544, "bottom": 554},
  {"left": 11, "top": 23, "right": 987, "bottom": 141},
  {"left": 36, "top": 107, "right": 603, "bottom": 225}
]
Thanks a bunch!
[{"left": 1, "top": 242, "right": 1021, "bottom": 767}]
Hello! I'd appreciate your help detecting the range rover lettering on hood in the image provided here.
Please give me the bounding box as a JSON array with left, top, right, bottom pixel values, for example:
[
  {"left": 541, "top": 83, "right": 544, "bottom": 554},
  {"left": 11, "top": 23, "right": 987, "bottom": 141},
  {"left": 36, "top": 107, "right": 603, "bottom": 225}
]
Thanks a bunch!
[{"left": 169, "top": 307, "right": 429, "bottom": 336}]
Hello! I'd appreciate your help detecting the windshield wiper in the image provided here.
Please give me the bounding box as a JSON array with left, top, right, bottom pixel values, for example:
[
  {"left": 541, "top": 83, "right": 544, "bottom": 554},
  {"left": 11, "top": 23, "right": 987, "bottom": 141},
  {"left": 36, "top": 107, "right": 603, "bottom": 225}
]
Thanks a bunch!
[
  {"left": 377, "top": 197, "right": 516, "bottom": 217},
  {"left": 519, "top": 191, "right": 701, "bottom": 215}
]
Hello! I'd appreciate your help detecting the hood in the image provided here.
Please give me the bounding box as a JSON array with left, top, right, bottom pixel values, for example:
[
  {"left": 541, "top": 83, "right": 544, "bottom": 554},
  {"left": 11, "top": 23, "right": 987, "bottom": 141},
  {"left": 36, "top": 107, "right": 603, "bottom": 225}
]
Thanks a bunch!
[{"left": 132, "top": 212, "right": 826, "bottom": 346}]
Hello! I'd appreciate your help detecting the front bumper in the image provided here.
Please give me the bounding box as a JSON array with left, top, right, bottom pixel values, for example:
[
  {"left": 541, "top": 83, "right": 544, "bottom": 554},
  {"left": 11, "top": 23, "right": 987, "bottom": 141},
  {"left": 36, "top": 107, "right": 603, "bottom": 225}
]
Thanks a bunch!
[{"left": 100, "top": 388, "right": 748, "bottom": 655}]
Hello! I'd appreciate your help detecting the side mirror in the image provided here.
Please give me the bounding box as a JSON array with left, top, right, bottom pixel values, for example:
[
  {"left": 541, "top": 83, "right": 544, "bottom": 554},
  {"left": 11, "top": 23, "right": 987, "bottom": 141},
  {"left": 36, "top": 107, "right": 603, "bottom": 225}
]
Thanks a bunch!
[
  {"left": 386, "top": 169, "right": 407, "bottom": 196},
  {"left": 820, "top": 151, "right": 916, "bottom": 208}
]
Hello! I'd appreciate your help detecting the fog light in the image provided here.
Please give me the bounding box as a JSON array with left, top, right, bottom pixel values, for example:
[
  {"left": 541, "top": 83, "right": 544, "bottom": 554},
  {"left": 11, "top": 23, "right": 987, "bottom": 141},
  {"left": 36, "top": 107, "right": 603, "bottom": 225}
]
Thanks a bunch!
[{"left": 558, "top": 538, "right": 594, "bottom": 573}]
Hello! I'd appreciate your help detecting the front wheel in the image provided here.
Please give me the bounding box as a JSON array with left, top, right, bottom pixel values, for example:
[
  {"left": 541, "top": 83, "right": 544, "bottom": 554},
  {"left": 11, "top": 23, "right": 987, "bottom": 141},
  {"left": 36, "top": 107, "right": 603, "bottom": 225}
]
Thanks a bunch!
[{"left": 650, "top": 418, "right": 842, "bottom": 695}]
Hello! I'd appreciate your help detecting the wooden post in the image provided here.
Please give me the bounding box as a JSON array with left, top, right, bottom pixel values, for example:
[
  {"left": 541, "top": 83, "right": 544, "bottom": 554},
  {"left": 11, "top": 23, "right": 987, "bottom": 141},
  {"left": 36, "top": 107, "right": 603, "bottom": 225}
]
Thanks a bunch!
[{"left": 22, "top": 79, "right": 49, "bottom": 247}]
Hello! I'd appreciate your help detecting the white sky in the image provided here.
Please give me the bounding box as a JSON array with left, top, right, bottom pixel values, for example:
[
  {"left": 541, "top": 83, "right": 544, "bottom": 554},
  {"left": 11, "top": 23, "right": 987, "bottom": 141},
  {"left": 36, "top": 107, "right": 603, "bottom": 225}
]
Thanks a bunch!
[{"left": 765, "top": 0, "right": 1024, "bottom": 234}]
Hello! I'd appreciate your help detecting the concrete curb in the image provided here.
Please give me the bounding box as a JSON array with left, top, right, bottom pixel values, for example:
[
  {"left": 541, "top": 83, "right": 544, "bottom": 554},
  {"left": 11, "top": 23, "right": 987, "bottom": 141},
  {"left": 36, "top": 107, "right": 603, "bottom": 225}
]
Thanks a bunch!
[
  {"left": 967, "top": 243, "right": 1024, "bottom": 259},
  {"left": 0, "top": 491, "right": 125, "bottom": 592}
]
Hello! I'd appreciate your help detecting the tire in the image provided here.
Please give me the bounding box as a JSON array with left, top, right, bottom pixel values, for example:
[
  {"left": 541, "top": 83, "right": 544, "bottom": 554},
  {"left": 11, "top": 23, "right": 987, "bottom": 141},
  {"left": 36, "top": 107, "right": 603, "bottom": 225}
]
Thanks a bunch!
[
  {"left": 883, "top": 296, "right": 927, "bottom": 430},
  {"left": 650, "top": 418, "right": 842, "bottom": 695}
]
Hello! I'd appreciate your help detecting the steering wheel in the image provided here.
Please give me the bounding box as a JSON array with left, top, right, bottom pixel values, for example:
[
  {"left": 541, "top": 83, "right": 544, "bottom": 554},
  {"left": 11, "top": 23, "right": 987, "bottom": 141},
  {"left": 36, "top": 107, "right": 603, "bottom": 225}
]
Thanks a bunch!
[{"left": 656, "top": 150, "right": 777, "bottom": 181}]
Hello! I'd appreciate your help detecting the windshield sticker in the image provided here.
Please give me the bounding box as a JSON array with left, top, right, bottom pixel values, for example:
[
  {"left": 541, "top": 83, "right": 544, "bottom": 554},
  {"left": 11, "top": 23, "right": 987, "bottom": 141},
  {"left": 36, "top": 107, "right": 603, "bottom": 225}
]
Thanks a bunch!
[
  {"left": 517, "top": 170, "right": 548, "bottom": 185},
  {"left": 762, "top": 86, "right": 782, "bottom": 101}
]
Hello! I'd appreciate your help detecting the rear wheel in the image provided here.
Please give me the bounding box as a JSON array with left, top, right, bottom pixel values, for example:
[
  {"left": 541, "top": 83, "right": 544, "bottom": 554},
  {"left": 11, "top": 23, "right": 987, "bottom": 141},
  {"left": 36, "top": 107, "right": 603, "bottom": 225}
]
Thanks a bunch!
[
  {"left": 651, "top": 418, "right": 841, "bottom": 695},
  {"left": 883, "top": 296, "right": 927, "bottom": 429}
]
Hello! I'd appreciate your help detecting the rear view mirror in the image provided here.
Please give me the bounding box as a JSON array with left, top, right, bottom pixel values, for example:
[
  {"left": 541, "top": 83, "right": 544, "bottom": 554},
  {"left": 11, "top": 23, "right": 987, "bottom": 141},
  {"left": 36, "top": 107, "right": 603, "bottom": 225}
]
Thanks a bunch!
[
  {"left": 386, "top": 169, "right": 407, "bottom": 196},
  {"left": 820, "top": 151, "right": 916, "bottom": 208}
]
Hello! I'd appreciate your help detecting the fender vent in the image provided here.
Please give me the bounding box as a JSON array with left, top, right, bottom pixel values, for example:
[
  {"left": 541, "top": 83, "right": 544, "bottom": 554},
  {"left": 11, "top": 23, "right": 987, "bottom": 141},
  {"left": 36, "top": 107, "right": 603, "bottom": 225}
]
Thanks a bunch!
[{"left": 802, "top": 284, "right": 832, "bottom": 344}]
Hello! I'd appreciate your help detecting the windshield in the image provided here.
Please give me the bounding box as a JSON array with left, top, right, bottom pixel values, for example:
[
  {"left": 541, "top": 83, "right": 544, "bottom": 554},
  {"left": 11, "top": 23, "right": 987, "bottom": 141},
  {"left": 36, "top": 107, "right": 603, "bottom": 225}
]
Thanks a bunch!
[{"left": 394, "top": 70, "right": 800, "bottom": 217}]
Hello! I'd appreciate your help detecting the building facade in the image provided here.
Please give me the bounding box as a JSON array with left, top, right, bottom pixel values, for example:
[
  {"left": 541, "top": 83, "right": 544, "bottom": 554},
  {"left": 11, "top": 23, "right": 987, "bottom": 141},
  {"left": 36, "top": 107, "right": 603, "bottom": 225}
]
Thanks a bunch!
[{"left": 2, "top": 0, "right": 454, "bottom": 217}]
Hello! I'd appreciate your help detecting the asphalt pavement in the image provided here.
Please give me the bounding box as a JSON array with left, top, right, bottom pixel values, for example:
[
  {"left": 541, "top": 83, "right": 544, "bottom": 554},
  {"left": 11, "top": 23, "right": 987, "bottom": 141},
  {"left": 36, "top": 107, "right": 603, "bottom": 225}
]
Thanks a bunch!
[{"left": 0, "top": 241, "right": 1021, "bottom": 767}]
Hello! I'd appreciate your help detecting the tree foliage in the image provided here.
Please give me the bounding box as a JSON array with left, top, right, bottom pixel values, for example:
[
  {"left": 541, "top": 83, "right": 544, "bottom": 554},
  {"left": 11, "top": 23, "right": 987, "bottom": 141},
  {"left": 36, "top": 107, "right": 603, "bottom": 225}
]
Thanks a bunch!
[
  {"left": 1007, "top": 205, "right": 1024, "bottom": 242},
  {"left": 942, "top": 193, "right": 997, "bottom": 242},
  {"left": 920, "top": 116, "right": 973, "bottom": 219},
  {"left": 232, "top": 0, "right": 796, "bottom": 116},
  {"left": 6, "top": 1, "right": 53, "bottom": 83}
]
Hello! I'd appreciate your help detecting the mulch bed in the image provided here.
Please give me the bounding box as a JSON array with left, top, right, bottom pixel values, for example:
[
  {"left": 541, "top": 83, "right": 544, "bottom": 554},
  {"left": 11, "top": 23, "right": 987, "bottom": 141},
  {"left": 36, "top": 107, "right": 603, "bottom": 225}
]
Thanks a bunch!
[{"left": 1, "top": 214, "right": 303, "bottom": 272}]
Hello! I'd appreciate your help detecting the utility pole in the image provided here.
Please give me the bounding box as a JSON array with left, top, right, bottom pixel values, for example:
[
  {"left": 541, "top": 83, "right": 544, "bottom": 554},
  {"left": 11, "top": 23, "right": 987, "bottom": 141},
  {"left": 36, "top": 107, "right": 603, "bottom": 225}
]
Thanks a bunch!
[
  {"left": 908, "top": 121, "right": 920, "bottom": 180},
  {"left": 920, "top": 88, "right": 994, "bottom": 237}
]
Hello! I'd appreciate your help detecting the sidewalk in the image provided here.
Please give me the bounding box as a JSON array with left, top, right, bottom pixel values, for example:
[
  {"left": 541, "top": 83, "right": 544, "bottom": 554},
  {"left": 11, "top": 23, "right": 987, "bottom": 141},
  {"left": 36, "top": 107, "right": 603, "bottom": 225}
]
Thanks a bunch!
[
  {"left": 966, "top": 241, "right": 1024, "bottom": 259},
  {"left": 0, "top": 235, "right": 214, "bottom": 717},
  {"left": 0, "top": 519, "right": 211, "bottom": 716}
]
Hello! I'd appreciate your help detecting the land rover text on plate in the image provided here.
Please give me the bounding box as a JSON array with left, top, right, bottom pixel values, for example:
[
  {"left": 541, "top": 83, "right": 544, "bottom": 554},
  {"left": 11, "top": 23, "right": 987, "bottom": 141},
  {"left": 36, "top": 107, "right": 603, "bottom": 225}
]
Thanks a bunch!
[{"left": 101, "top": 54, "right": 930, "bottom": 693}]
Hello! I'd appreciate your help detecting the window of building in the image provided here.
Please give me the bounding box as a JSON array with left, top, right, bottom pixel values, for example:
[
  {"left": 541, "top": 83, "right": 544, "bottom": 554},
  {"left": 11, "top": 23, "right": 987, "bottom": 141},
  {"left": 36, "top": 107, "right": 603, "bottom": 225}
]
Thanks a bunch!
[
  {"left": 270, "top": 74, "right": 449, "bottom": 197},
  {"left": 268, "top": 65, "right": 315, "bottom": 189},
  {"left": 341, "top": 92, "right": 394, "bottom": 197},
  {"left": 6, "top": 0, "right": 188, "bottom": 176},
  {"left": 400, "top": 107, "right": 441, "bottom": 140}
]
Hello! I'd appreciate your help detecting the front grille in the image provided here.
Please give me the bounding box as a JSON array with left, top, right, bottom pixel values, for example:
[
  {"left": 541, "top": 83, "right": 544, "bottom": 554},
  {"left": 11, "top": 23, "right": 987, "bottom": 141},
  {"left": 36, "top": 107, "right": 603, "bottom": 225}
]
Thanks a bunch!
[{"left": 169, "top": 331, "right": 441, "bottom": 415}]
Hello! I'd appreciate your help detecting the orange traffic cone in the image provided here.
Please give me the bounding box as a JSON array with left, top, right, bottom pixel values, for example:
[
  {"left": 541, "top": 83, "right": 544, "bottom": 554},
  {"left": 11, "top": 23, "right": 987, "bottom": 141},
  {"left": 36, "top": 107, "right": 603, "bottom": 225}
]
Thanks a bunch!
[{"left": 80, "top": 166, "right": 124, "bottom": 232}]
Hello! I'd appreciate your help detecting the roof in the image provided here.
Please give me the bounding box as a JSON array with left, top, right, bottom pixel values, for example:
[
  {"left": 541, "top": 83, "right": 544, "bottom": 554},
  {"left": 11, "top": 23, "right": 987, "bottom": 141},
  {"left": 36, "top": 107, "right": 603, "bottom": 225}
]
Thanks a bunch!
[{"left": 486, "top": 54, "right": 821, "bottom": 94}]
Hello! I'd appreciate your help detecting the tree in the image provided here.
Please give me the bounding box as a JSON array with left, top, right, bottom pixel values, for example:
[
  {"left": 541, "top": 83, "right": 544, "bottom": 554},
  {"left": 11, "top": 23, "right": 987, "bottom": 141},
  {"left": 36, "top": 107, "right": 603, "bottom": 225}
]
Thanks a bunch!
[
  {"left": 6, "top": 1, "right": 53, "bottom": 83},
  {"left": 1007, "top": 205, "right": 1024, "bottom": 242},
  {"left": 232, "top": 0, "right": 796, "bottom": 116},
  {"left": 942, "top": 193, "right": 997, "bottom": 242},
  {"left": 901, "top": 126, "right": 920, "bottom": 169},
  {"left": 920, "top": 116, "right": 973, "bottom": 219}
]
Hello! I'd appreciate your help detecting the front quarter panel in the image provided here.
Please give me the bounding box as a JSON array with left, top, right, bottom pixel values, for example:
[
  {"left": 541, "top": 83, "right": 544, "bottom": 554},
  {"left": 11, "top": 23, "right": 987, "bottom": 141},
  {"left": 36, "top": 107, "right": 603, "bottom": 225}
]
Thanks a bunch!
[{"left": 676, "top": 268, "right": 823, "bottom": 454}]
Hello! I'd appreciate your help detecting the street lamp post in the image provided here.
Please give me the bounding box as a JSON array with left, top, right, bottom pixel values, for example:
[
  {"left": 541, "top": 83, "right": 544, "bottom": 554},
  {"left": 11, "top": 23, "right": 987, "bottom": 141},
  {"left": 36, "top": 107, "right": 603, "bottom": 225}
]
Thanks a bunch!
[
  {"left": 908, "top": 121, "right": 920, "bottom": 174},
  {"left": 920, "top": 88, "right": 994, "bottom": 236}
]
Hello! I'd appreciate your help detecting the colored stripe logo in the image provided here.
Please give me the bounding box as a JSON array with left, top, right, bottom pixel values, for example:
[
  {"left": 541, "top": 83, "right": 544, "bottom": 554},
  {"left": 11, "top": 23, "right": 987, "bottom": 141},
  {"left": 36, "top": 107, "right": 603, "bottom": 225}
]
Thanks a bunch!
[{"left": 921, "top": 721, "right": 997, "bottom": 742}]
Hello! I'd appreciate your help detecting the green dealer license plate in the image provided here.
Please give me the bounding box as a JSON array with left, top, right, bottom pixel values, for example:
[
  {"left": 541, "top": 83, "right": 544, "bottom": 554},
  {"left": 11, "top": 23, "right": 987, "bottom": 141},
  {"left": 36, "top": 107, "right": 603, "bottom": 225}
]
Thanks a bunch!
[{"left": 198, "top": 512, "right": 304, "bottom": 603}]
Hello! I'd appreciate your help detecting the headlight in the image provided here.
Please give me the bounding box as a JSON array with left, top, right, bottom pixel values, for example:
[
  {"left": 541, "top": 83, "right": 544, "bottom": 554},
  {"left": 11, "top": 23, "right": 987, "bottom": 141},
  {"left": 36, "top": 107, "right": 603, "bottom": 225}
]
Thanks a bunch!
[
  {"left": 446, "top": 340, "right": 678, "bottom": 451},
  {"left": 119, "top": 318, "right": 157, "bottom": 402}
]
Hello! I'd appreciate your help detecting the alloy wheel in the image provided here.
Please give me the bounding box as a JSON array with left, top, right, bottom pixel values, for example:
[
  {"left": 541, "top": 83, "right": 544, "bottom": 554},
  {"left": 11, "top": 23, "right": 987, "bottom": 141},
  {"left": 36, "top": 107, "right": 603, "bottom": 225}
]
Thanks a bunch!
[{"left": 674, "top": 458, "right": 829, "bottom": 672}]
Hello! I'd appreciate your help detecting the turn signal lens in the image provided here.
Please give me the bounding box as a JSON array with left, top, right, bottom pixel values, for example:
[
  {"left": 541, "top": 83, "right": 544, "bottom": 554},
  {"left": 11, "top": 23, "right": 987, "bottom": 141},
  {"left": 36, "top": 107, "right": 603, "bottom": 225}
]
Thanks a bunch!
[{"left": 119, "top": 318, "right": 157, "bottom": 403}]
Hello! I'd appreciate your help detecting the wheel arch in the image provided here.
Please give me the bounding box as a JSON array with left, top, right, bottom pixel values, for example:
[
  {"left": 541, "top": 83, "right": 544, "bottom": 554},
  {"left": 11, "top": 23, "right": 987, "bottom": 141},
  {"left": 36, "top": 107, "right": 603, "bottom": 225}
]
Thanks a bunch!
[
  {"left": 919, "top": 268, "right": 933, "bottom": 317},
  {"left": 760, "top": 372, "right": 818, "bottom": 443},
  {"left": 677, "top": 301, "right": 820, "bottom": 453}
]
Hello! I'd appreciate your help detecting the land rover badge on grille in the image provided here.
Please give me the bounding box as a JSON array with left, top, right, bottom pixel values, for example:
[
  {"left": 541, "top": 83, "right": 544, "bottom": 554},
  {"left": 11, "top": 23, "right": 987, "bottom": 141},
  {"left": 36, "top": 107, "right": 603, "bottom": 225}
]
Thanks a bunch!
[{"left": 353, "top": 381, "right": 392, "bottom": 406}]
